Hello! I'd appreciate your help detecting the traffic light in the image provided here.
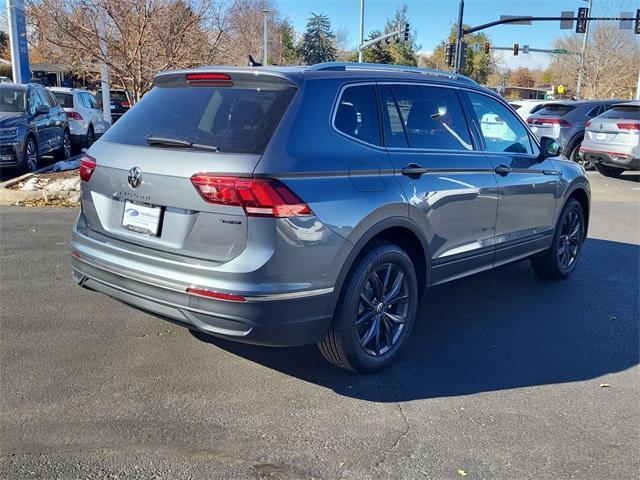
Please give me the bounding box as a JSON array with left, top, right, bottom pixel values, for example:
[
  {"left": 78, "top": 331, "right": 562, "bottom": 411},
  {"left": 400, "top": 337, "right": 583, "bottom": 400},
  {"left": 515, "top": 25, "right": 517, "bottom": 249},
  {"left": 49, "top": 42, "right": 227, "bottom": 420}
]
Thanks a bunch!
[
  {"left": 403, "top": 23, "right": 410, "bottom": 42},
  {"left": 635, "top": 9, "right": 640, "bottom": 34},
  {"left": 445, "top": 43, "right": 454, "bottom": 67},
  {"left": 576, "top": 7, "right": 589, "bottom": 33},
  {"left": 484, "top": 42, "right": 490, "bottom": 54},
  {"left": 457, "top": 42, "right": 467, "bottom": 68},
  {"left": 513, "top": 43, "right": 519, "bottom": 56}
]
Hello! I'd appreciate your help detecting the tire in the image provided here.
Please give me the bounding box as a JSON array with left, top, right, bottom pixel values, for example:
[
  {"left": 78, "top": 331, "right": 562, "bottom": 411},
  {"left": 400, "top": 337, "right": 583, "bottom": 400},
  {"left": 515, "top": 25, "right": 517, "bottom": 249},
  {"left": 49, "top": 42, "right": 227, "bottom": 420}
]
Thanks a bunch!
[
  {"left": 531, "top": 198, "right": 585, "bottom": 280},
  {"left": 86, "top": 125, "right": 95, "bottom": 148},
  {"left": 318, "top": 243, "right": 419, "bottom": 373},
  {"left": 569, "top": 140, "right": 592, "bottom": 170},
  {"left": 594, "top": 162, "right": 624, "bottom": 178},
  {"left": 23, "top": 136, "right": 38, "bottom": 172},
  {"left": 55, "top": 129, "right": 71, "bottom": 160}
]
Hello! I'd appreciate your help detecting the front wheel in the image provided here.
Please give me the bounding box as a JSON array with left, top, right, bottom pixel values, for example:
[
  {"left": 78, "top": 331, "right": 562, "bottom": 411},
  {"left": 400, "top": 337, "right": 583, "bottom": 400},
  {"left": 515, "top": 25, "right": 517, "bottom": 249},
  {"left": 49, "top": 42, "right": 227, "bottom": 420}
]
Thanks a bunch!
[
  {"left": 531, "top": 198, "right": 585, "bottom": 280},
  {"left": 24, "top": 136, "right": 39, "bottom": 172},
  {"left": 594, "top": 162, "right": 624, "bottom": 178},
  {"left": 318, "top": 243, "right": 419, "bottom": 373},
  {"left": 570, "top": 142, "right": 592, "bottom": 170}
]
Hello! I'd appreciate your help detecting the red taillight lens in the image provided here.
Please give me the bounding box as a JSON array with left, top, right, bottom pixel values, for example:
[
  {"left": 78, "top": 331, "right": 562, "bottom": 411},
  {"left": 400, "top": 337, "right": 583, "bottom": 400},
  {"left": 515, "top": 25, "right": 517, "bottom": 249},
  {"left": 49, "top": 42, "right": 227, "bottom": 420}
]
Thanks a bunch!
[
  {"left": 617, "top": 122, "right": 640, "bottom": 131},
  {"left": 586, "top": 120, "right": 591, "bottom": 128},
  {"left": 66, "top": 111, "right": 83, "bottom": 121},
  {"left": 79, "top": 155, "right": 96, "bottom": 182},
  {"left": 527, "top": 117, "right": 570, "bottom": 127},
  {"left": 186, "top": 287, "right": 246, "bottom": 302},
  {"left": 190, "top": 175, "right": 312, "bottom": 218},
  {"left": 120, "top": 100, "right": 130, "bottom": 108}
]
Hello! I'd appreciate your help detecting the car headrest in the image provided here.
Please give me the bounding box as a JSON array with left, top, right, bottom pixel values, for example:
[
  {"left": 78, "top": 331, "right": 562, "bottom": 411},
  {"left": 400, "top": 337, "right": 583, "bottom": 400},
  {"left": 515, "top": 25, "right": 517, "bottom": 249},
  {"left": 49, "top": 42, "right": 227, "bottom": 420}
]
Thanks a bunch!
[{"left": 406, "top": 101, "right": 441, "bottom": 130}]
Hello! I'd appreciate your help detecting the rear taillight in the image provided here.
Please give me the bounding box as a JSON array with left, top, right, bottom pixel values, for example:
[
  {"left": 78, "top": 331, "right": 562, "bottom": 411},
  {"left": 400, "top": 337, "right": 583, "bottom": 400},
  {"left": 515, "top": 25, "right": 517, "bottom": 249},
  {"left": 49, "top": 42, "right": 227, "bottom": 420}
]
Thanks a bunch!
[
  {"left": 527, "top": 117, "right": 571, "bottom": 127},
  {"left": 185, "top": 73, "right": 233, "bottom": 87},
  {"left": 120, "top": 100, "right": 130, "bottom": 108},
  {"left": 586, "top": 120, "right": 591, "bottom": 128},
  {"left": 190, "top": 175, "right": 312, "bottom": 218},
  {"left": 66, "top": 111, "right": 83, "bottom": 121},
  {"left": 79, "top": 155, "right": 96, "bottom": 182},
  {"left": 617, "top": 122, "right": 640, "bottom": 131}
]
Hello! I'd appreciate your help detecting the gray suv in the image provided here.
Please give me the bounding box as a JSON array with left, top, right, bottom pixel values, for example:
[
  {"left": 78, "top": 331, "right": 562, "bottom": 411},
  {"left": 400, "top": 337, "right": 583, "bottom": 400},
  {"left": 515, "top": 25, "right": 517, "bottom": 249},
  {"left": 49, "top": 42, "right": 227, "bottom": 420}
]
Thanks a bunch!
[{"left": 71, "top": 63, "right": 590, "bottom": 372}]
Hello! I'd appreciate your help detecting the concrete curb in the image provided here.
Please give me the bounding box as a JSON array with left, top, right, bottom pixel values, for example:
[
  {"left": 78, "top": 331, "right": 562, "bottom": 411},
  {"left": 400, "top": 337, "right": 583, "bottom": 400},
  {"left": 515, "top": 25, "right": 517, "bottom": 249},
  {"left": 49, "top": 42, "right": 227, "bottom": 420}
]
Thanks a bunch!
[{"left": 0, "top": 162, "right": 80, "bottom": 206}]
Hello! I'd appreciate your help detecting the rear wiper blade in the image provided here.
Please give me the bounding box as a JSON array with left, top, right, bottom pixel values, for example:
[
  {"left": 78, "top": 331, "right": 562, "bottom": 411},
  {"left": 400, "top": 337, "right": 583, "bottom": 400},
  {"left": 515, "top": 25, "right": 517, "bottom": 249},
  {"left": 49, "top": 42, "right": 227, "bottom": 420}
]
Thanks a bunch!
[{"left": 145, "top": 136, "right": 219, "bottom": 152}]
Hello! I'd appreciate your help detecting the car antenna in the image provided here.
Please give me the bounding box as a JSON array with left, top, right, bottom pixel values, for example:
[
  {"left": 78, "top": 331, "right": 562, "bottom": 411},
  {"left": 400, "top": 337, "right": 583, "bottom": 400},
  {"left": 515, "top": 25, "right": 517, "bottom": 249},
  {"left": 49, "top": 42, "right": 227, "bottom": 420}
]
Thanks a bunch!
[{"left": 248, "top": 55, "right": 262, "bottom": 67}]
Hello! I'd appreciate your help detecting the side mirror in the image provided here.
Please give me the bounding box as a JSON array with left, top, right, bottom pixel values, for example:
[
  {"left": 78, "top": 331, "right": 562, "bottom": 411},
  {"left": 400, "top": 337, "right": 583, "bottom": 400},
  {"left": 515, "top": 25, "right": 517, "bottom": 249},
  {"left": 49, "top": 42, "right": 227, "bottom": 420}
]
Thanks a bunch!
[
  {"left": 538, "top": 136, "right": 562, "bottom": 160},
  {"left": 34, "top": 104, "right": 49, "bottom": 116}
]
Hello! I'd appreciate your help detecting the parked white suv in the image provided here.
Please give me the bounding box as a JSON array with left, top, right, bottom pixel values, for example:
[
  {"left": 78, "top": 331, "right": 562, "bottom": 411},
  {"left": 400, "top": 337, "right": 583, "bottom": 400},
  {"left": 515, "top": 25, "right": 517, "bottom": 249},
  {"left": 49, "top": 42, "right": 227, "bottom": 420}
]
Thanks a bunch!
[{"left": 51, "top": 87, "right": 110, "bottom": 149}]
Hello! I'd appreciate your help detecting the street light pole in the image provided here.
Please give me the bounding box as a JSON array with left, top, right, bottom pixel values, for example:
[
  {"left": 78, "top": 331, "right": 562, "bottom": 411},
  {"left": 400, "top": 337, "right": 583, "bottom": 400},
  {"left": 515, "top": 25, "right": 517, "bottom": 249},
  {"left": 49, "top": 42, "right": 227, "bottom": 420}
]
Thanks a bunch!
[
  {"left": 358, "top": 0, "right": 365, "bottom": 63},
  {"left": 262, "top": 9, "right": 270, "bottom": 65},
  {"left": 576, "top": 0, "right": 593, "bottom": 99}
]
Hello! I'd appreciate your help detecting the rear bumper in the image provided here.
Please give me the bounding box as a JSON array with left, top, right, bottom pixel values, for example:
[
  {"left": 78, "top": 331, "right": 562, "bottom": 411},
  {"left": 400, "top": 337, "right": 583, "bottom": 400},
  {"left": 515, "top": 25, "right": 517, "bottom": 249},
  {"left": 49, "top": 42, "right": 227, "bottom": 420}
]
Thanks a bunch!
[
  {"left": 70, "top": 234, "right": 335, "bottom": 347},
  {"left": 580, "top": 148, "right": 639, "bottom": 171}
]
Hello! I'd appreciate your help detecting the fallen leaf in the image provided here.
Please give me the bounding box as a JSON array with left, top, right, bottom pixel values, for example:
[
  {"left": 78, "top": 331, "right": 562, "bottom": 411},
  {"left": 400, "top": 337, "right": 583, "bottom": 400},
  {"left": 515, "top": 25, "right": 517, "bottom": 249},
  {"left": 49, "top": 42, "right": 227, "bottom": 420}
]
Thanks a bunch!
[
  {"left": 458, "top": 469, "right": 468, "bottom": 476},
  {"left": 600, "top": 383, "right": 610, "bottom": 388}
]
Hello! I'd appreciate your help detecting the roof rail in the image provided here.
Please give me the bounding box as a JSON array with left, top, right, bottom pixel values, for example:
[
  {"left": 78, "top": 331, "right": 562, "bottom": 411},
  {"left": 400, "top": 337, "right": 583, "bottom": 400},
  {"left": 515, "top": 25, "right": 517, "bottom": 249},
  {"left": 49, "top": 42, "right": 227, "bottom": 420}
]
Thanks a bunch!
[{"left": 307, "top": 62, "right": 477, "bottom": 84}]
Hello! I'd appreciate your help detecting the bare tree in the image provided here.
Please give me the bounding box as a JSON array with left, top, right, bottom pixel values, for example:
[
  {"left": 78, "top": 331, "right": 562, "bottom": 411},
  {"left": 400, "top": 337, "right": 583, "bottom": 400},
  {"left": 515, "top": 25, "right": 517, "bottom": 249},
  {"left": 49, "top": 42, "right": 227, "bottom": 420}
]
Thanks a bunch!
[
  {"left": 27, "top": 0, "right": 232, "bottom": 99},
  {"left": 549, "top": 23, "right": 639, "bottom": 99}
]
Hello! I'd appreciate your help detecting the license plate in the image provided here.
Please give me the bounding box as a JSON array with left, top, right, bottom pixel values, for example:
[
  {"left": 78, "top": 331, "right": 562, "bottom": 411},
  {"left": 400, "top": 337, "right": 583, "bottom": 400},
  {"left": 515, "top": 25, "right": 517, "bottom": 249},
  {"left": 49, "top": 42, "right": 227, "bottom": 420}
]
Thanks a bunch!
[
  {"left": 597, "top": 132, "right": 606, "bottom": 140},
  {"left": 122, "top": 201, "right": 162, "bottom": 236}
]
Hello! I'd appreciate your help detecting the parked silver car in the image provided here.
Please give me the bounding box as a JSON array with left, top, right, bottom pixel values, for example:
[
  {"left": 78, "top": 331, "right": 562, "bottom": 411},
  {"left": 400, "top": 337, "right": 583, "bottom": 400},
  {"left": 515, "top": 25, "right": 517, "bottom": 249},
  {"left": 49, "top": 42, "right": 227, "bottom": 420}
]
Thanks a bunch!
[
  {"left": 50, "top": 87, "right": 110, "bottom": 149},
  {"left": 580, "top": 101, "right": 639, "bottom": 177},
  {"left": 527, "top": 100, "right": 621, "bottom": 165},
  {"left": 71, "top": 63, "right": 590, "bottom": 372}
]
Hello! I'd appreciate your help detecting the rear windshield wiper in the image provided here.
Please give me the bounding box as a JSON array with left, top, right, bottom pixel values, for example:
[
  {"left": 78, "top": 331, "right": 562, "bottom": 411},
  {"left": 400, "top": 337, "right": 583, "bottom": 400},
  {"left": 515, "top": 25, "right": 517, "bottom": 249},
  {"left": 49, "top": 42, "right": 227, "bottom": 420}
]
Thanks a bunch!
[{"left": 145, "top": 136, "right": 219, "bottom": 152}]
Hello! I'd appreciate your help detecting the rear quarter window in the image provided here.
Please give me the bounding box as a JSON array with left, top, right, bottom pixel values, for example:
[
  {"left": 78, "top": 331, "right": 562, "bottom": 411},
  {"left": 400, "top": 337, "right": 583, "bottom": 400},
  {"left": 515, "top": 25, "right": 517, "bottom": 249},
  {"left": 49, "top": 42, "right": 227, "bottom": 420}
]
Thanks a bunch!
[
  {"left": 53, "top": 92, "right": 74, "bottom": 109},
  {"left": 101, "top": 82, "right": 297, "bottom": 154}
]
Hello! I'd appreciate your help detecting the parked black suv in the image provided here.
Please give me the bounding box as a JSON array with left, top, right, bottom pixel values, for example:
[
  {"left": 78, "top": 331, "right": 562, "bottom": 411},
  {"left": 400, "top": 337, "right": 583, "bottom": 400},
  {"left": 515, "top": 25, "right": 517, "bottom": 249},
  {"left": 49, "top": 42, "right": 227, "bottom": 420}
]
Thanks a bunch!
[
  {"left": 0, "top": 83, "right": 71, "bottom": 172},
  {"left": 95, "top": 89, "right": 133, "bottom": 123}
]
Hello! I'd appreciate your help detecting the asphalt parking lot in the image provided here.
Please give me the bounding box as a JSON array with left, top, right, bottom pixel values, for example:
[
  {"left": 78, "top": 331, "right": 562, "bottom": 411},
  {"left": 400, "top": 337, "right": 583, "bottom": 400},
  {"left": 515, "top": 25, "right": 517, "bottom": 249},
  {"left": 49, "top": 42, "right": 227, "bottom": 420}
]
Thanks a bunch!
[{"left": 1, "top": 172, "right": 638, "bottom": 480}]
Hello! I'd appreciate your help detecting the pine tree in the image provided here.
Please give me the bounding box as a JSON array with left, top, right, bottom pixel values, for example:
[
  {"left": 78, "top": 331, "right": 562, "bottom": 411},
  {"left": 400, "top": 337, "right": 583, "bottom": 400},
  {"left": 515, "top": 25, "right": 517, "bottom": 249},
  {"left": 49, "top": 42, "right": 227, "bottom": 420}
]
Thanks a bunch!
[{"left": 298, "top": 13, "right": 337, "bottom": 65}]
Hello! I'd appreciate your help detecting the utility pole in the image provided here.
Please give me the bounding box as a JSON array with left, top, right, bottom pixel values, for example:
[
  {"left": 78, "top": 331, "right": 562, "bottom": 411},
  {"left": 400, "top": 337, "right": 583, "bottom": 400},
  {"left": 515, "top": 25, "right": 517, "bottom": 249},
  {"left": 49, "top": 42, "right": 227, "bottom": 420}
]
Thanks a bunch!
[
  {"left": 454, "top": 0, "right": 465, "bottom": 73},
  {"left": 636, "top": 65, "right": 640, "bottom": 100},
  {"left": 262, "top": 9, "right": 270, "bottom": 65},
  {"left": 97, "top": 20, "right": 111, "bottom": 125},
  {"left": 358, "top": 0, "right": 365, "bottom": 63},
  {"left": 576, "top": 0, "right": 593, "bottom": 99}
]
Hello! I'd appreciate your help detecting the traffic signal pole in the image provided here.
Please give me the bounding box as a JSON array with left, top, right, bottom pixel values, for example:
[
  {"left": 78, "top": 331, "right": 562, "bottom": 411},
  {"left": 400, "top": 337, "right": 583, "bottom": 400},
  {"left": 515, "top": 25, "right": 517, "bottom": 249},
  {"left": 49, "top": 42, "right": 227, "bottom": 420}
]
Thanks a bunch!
[
  {"left": 575, "top": 0, "right": 593, "bottom": 99},
  {"left": 453, "top": 0, "right": 465, "bottom": 73}
]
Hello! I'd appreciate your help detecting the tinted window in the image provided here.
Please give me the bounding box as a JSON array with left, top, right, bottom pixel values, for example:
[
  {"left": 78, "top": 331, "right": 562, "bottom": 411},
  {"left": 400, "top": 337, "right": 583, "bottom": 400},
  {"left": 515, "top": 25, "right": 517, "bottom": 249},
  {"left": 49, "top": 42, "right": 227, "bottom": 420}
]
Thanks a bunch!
[
  {"left": 0, "top": 87, "right": 26, "bottom": 112},
  {"left": 53, "top": 92, "right": 74, "bottom": 109},
  {"left": 84, "top": 93, "right": 99, "bottom": 109},
  {"left": 102, "top": 83, "right": 297, "bottom": 154},
  {"left": 510, "top": 103, "right": 522, "bottom": 110},
  {"left": 29, "top": 90, "right": 44, "bottom": 115},
  {"left": 586, "top": 106, "right": 602, "bottom": 118},
  {"left": 379, "top": 86, "right": 408, "bottom": 147},
  {"left": 537, "top": 104, "right": 575, "bottom": 116},
  {"left": 599, "top": 105, "right": 640, "bottom": 120},
  {"left": 334, "top": 85, "right": 381, "bottom": 146},
  {"left": 388, "top": 85, "right": 472, "bottom": 150},
  {"left": 37, "top": 89, "right": 55, "bottom": 108},
  {"left": 467, "top": 92, "right": 534, "bottom": 154}
]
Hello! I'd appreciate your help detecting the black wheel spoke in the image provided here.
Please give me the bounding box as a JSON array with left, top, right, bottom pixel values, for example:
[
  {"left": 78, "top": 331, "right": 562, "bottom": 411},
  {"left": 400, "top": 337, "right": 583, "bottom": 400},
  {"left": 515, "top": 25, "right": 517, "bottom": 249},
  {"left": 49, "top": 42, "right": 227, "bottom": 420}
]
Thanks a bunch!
[
  {"left": 383, "top": 271, "right": 404, "bottom": 304},
  {"left": 359, "top": 291, "right": 374, "bottom": 309},
  {"left": 356, "top": 309, "right": 375, "bottom": 326},
  {"left": 384, "top": 312, "right": 406, "bottom": 324},
  {"left": 387, "top": 294, "right": 409, "bottom": 306},
  {"left": 370, "top": 271, "right": 384, "bottom": 299}
]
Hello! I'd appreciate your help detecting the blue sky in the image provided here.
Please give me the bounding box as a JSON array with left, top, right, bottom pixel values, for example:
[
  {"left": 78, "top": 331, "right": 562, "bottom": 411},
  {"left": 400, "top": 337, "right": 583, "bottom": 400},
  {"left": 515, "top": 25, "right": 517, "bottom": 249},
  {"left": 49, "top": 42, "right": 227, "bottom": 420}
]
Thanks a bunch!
[{"left": 280, "top": 0, "right": 640, "bottom": 69}]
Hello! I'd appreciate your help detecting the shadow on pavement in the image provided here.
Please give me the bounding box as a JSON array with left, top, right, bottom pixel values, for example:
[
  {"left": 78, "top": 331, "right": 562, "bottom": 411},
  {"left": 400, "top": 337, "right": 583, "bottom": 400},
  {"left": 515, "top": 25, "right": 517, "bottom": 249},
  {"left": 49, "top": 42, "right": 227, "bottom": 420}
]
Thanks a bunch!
[{"left": 191, "top": 238, "right": 639, "bottom": 402}]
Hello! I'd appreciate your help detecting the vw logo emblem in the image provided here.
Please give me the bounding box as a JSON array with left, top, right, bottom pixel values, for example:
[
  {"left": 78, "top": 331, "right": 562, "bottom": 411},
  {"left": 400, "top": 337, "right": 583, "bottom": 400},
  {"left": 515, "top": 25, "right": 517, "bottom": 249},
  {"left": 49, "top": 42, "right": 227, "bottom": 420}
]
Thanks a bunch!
[{"left": 127, "top": 167, "right": 142, "bottom": 189}]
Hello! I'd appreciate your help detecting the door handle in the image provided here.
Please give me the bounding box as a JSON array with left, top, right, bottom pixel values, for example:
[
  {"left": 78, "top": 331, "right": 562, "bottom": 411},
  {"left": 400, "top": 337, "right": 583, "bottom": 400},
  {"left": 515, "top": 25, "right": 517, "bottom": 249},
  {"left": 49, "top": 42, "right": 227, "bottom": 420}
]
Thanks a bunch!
[
  {"left": 494, "top": 164, "right": 512, "bottom": 176},
  {"left": 401, "top": 163, "right": 430, "bottom": 177}
]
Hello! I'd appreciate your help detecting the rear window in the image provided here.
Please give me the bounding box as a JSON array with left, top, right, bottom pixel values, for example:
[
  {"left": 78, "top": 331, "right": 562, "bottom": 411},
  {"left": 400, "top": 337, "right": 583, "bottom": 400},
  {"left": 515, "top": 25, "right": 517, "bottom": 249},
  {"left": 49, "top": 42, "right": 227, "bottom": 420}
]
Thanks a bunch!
[
  {"left": 510, "top": 103, "right": 522, "bottom": 110},
  {"left": 53, "top": 92, "right": 74, "bottom": 109},
  {"left": 101, "top": 81, "right": 297, "bottom": 154},
  {"left": 537, "top": 104, "right": 575, "bottom": 116},
  {"left": 598, "top": 105, "right": 640, "bottom": 120}
]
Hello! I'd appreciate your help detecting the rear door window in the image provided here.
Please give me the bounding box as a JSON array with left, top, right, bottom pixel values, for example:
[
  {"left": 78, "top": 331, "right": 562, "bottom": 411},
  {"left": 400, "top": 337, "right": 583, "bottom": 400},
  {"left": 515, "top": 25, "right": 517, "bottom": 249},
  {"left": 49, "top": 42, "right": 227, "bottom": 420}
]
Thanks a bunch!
[
  {"left": 334, "top": 85, "right": 381, "bottom": 146},
  {"left": 101, "top": 79, "right": 297, "bottom": 154},
  {"left": 386, "top": 84, "right": 473, "bottom": 151}
]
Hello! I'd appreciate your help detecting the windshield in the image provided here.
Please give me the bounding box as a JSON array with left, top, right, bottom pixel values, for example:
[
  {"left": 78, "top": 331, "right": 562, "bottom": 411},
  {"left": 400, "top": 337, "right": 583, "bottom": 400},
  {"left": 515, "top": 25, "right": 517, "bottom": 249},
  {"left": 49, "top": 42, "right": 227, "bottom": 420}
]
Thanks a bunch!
[
  {"left": 0, "top": 88, "right": 26, "bottom": 113},
  {"left": 102, "top": 82, "right": 297, "bottom": 154}
]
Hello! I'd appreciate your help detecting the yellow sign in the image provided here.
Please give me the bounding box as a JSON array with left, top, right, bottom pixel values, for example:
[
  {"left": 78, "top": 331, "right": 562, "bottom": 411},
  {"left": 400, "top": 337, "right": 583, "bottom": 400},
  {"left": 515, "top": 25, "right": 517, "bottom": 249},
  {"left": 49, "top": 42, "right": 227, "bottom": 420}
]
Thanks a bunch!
[{"left": 557, "top": 85, "right": 566, "bottom": 94}]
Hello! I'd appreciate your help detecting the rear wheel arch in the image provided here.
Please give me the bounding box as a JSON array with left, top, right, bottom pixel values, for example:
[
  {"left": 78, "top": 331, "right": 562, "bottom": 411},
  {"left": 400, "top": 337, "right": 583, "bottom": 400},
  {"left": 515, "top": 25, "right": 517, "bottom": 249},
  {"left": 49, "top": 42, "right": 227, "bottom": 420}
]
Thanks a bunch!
[
  {"left": 567, "top": 134, "right": 584, "bottom": 160},
  {"left": 327, "top": 217, "right": 430, "bottom": 316},
  {"left": 566, "top": 186, "right": 590, "bottom": 239}
]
